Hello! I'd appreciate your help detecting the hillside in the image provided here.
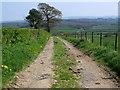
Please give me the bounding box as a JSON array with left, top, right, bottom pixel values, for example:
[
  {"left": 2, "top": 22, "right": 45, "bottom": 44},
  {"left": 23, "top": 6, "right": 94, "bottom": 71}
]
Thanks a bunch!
[
  {"left": 2, "top": 18, "right": 118, "bottom": 33},
  {"left": 2, "top": 21, "right": 30, "bottom": 28},
  {"left": 52, "top": 18, "right": 118, "bottom": 32}
]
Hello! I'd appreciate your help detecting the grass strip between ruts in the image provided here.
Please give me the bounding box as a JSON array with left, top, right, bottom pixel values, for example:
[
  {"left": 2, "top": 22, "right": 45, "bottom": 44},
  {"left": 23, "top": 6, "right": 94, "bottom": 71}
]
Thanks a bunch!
[{"left": 52, "top": 37, "right": 79, "bottom": 88}]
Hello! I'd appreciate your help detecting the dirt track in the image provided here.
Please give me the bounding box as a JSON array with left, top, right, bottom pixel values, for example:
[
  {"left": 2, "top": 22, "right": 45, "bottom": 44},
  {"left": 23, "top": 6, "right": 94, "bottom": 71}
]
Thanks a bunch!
[
  {"left": 9, "top": 37, "right": 118, "bottom": 88},
  {"left": 59, "top": 38, "right": 118, "bottom": 88},
  {"left": 10, "top": 37, "right": 54, "bottom": 88}
]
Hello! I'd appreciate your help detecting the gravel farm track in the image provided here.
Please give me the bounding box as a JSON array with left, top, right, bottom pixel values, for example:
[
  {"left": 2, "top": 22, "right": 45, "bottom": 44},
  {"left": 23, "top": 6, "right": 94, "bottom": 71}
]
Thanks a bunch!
[
  {"left": 9, "top": 37, "right": 118, "bottom": 88},
  {"left": 9, "top": 37, "right": 54, "bottom": 88},
  {"left": 59, "top": 38, "right": 118, "bottom": 88}
]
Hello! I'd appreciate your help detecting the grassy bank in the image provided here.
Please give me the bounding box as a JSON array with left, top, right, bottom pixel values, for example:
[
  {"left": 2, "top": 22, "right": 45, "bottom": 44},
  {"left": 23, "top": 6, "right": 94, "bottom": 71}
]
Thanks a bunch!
[
  {"left": 2, "top": 28, "right": 50, "bottom": 87},
  {"left": 52, "top": 37, "right": 79, "bottom": 88},
  {"left": 63, "top": 37, "right": 120, "bottom": 81}
]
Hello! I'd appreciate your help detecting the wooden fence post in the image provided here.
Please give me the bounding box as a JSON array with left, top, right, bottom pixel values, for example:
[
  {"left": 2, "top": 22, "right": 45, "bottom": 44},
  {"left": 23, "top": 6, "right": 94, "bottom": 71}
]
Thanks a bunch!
[
  {"left": 81, "top": 32, "right": 82, "bottom": 39},
  {"left": 66, "top": 33, "right": 67, "bottom": 37},
  {"left": 100, "top": 32, "right": 102, "bottom": 46},
  {"left": 77, "top": 33, "right": 79, "bottom": 39},
  {"left": 92, "top": 32, "right": 94, "bottom": 43},
  {"left": 115, "top": 33, "right": 118, "bottom": 51},
  {"left": 83, "top": 32, "right": 85, "bottom": 39},
  {"left": 75, "top": 32, "right": 76, "bottom": 38},
  {"left": 76, "top": 32, "right": 78, "bottom": 38},
  {"left": 78, "top": 33, "right": 79, "bottom": 39},
  {"left": 74, "top": 32, "right": 75, "bottom": 37},
  {"left": 85, "top": 32, "right": 87, "bottom": 40}
]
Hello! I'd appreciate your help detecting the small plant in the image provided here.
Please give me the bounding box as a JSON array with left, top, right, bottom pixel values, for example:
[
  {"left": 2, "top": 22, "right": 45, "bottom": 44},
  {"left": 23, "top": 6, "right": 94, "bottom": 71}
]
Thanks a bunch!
[{"left": 2, "top": 65, "right": 12, "bottom": 72}]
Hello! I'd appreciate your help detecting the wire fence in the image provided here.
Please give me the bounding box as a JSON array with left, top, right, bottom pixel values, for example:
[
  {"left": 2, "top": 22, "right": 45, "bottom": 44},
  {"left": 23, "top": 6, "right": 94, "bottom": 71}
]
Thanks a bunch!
[{"left": 58, "top": 31, "right": 118, "bottom": 51}]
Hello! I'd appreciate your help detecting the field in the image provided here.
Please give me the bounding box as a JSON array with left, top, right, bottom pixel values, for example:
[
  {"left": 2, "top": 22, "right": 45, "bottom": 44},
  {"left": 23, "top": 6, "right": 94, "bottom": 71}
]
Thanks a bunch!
[
  {"left": 51, "top": 18, "right": 117, "bottom": 33},
  {"left": 87, "top": 35, "right": 117, "bottom": 51},
  {"left": 2, "top": 28, "right": 50, "bottom": 87}
]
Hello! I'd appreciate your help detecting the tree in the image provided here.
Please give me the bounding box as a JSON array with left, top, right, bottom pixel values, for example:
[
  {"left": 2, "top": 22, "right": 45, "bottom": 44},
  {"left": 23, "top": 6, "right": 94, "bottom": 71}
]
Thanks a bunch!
[
  {"left": 38, "top": 3, "right": 62, "bottom": 32},
  {"left": 26, "top": 8, "right": 42, "bottom": 29}
]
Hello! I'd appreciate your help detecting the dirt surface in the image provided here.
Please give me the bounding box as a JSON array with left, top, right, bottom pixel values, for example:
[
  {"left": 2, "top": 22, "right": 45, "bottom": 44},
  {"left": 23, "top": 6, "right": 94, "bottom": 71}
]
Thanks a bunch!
[
  {"left": 10, "top": 37, "right": 54, "bottom": 88},
  {"left": 8, "top": 37, "right": 118, "bottom": 88},
  {"left": 59, "top": 38, "right": 118, "bottom": 88}
]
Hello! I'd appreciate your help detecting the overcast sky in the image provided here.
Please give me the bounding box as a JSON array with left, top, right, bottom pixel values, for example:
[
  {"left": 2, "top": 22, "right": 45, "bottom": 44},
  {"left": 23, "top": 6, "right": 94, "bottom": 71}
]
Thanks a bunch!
[{"left": 2, "top": 2, "right": 118, "bottom": 22}]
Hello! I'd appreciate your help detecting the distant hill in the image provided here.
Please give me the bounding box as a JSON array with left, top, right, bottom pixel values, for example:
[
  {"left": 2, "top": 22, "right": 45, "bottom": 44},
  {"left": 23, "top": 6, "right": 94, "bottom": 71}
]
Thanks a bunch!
[
  {"left": 1, "top": 18, "right": 118, "bottom": 33},
  {"left": 62, "top": 16, "right": 117, "bottom": 19},
  {"left": 52, "top": 18, "right": 118, "bottom": 32},
  {"left": 2, "top": 20, "right": 30, "bottom": 28}
]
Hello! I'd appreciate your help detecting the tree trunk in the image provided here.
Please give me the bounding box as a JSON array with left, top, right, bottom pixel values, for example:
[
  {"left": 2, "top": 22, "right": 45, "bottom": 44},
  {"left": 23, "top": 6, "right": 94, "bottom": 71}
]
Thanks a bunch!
[
  {"left": 47, "top": 23, "right": 50, "bottom": 32},
  {"left": 47, "top": 17, "right": 50, "bottom": 32}
]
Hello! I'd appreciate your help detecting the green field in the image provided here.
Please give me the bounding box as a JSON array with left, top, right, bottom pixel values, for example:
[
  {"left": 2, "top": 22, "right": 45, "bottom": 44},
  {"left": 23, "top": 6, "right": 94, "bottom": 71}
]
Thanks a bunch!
[{"left": 87, "top": 35, "right": 117, "bottom": 51}]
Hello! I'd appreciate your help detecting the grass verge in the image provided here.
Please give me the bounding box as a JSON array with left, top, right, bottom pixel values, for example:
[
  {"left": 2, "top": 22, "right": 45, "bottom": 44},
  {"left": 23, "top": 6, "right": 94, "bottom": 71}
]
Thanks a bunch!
[
  {"left": 2, "top": 28, "right": 50, "bottom": 87},
  {"left": 51, "top": 37, "right": 79, "bottom": 88}
]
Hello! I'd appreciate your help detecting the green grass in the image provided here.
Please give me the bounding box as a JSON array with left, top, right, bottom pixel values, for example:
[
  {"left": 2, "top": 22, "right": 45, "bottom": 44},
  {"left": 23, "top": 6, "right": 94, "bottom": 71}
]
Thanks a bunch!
[
  {"left": 63, "top": 37, "right": 120, "bottom": 81},
  {"left": 51, "top": 29, "right": 79, "bottom": 33},
  {"left": 2, "top": 28, "right": 50, "bottom": 87},
  {"left": 52, "top": 30, "right": 118, "bottom": 51},
  {"left": 87, "top": 35, "right": 117, "bottom": 50},
  {"left": 89, "top": 25, "right": 117, "bottom": 32},
  {"left": 52, "top": 37, "right": 79, "bottom": 88}
]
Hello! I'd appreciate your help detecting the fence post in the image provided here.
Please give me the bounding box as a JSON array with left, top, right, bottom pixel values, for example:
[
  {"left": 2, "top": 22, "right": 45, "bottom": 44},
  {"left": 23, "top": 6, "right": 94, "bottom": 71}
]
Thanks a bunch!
[
  {"left": 66, "top": 33, "right": 67, "bottom": 37},
  {"left": 81, "top": 32, "right": 82, "bottom": 39},
  {"left": 78, "top": 32, "right": 79, "bottom": 38},
  {"left": 77, "top": 33, "right": 79, "bottom": 39},
  {"left": 83, "top": 32, "right": 85, "bottom": 39},
  {"left": 75, "top": 32, "right": 77, "bottom": 38},
  {"left": 76, "top": 32, "right": 78, "bottom": 38},
  {"left": 74, "top": 32, "right": 75, "bottom": 38},
  {"left": 100, "top": 32, "right": 102, "bottom": 46},
  {"left": 115, "top": 33, "right": 118, "bottom": 51},
  {"left": 92, "top": 32, "right": 94, "bottom": 43},
  {"left": 85, "top": 32, "right": 87, "bottom": 40},
  {"left": 79, "top": 32, "right": 80, "bottom": 39}
]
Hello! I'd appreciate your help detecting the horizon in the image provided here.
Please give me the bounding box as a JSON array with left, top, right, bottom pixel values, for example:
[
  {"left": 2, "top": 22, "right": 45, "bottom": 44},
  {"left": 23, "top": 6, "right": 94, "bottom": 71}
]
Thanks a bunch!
[{"left": 2, "top": 16, "right": 118, "bottom": 23}]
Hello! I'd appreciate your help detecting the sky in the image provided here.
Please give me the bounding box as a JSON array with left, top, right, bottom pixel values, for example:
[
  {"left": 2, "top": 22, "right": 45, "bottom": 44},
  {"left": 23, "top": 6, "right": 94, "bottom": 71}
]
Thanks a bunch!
[{"left": 2, "top": 1, "right": 118, "bottom": 22}]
